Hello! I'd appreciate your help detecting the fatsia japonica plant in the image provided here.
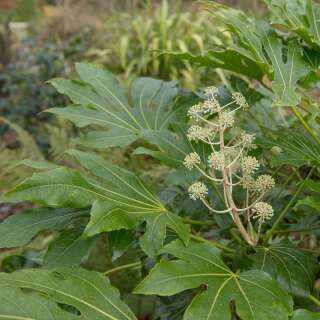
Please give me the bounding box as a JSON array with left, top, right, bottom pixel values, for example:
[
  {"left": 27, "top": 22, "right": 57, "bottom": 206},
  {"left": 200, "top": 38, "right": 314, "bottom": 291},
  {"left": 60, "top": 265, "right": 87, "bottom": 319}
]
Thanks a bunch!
[{"left": 0, "top": 2, "right": 320, "bottom": 320}]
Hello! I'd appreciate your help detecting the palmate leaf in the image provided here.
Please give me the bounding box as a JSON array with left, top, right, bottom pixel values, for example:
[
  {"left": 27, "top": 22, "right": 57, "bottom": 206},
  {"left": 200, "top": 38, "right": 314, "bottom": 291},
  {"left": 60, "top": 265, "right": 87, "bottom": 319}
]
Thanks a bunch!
[
  {"left": 265, "top": 0, "right": 320, "bottom": 51},
  {"left": 5, "top": 150, "right": 189, "bottom": 257},
  {"left": 260, "top": 30, "right": 310, "bottom": 106},
  {"left": 171, "top": 3, "right": 310, "bottom": 106},
  {"left": 44, "top": 228, "right": 98, "bottom": 268},
  {"left": 251, "top": 241, "right": 319, "bottom": 297},
  {"left": 135, "top": 240, "right": 293, "bottom": 320},
  {"left": 135, "top": 127, "right": 211, "bottom": 168},
  {"left": 0, "top": 286, "right": 78, "bottom": 320},
  {"left": 165, "top": 49, "right": 266, "bottom": 81},
  {"left": 293, "top": 309, "right": 320, "bottom": 320},
  {"left": 261, "top": 128, "right": 320, "bottom": 168},
  {"left": 0, "top": 267, "right": 136, "bottom": 320},
  {"left": 0, "top": 208, "right": 87, "bottom": 248},
  {"left": 48, "top": 63, "right": 180, "bottom": 149}
]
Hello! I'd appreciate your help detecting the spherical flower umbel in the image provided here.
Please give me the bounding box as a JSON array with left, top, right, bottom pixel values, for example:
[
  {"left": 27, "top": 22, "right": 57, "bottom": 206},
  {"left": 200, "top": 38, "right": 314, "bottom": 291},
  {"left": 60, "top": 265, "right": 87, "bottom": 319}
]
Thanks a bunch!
[
  {"left": 187, "top": 103, "right": 205, "bottom": 120},
  {"left": 204, "top": 86, "right": 219, "bottom": 98},
  {"left": 187, "top": 125, "right": 215, "bottom": 141},
  {"left": 188, "top": 182, "right": 208, "bottom": 200},
  {"left": 252, "top": 202, "right": 274, "bottom": 222},
  {"left": 255, "top": 175, "right": 275, "bottom": 194},
  {"left": 208, "top": 151, "right": 225, "bottom": 170},
  {"left": 183, "top": 152, "right": 201, "bottom": 170},
  {"left": 203, "top": 99, "right": 221, "bottom": 114},
  {"left": 218, "top": 111, "right": 234, "bottom": 128},
  {"left": 232, "top": 92, "right": 249, "bottom": 110},
  {"left": 241, "top": 156, "right": 260, "bottom": 175},
  {"left": 240, "top": 132, "right": 255, "bottom": 146}
]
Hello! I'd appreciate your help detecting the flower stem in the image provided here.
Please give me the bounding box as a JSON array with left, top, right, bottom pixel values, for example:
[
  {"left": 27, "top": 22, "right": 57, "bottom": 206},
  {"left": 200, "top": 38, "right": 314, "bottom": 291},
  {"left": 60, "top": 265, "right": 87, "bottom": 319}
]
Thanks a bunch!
[
  {"left": 182, "top": 217, "right": 215, "bottom": 226},
  {"left": 309, "top": 294, "right": 320, "bottom": 307},
  {"left": 264, "top": 167, "right": 315, "bottom": 243},
  {"left": 103, "top": 261, "right": 141, "bottom": 276}
]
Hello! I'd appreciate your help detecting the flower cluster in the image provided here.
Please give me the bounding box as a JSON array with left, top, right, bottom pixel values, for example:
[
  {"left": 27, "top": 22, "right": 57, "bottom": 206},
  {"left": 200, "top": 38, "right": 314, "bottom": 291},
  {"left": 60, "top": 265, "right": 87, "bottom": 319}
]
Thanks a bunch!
[
  {"left": 188, "top": 182, "right": 208, "bottom": 200},
  {"left": 252, "top": 202, "right": 274, "bottom": 222},
  {"left": 183, "top": 152, "right": 200, "bottom": 170},
  {"left": 183, "top": 86, "right": 275, "bottom": 246}
]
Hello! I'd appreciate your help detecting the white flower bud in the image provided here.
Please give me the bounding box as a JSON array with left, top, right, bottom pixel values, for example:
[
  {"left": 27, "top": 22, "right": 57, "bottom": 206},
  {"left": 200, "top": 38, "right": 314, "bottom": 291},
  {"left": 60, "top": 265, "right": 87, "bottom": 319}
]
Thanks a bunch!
[
  {"left": 188, "top": 182, "right": 208, "bottom": 200},
  {"left": 252, "top": 202, "right": 274, "bottom": 222},
  {"left": 183, "top": 152, "right": 201, "bottom": 170}
]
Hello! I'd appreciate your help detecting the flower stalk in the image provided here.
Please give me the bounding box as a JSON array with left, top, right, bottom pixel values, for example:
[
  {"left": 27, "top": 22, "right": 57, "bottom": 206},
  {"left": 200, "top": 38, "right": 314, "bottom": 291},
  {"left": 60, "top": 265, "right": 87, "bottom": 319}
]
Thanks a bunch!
[{"left": 184, "top": 87, "right": 275, "bottom": 246}]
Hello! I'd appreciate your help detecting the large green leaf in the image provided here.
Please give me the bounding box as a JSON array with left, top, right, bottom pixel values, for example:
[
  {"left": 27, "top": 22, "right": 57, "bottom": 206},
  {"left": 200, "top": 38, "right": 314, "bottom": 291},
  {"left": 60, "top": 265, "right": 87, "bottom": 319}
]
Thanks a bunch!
[
  {"left": 292, "top": 309, "right": 320, "bottom": 320},
  {"left": 5, "top": 151, "right": 189, "bottom": 257},
  {"left": 251, "top": 241, "right": 319, "bottom": 297},
  {"left": 261, "top": 30, "right": 310, "bottom": 106},
  {"left": 135, "top": 240, "right": 293, "bottom": 319},
  {"left": 173, "top": 3, "right": 310, "bottom": 106},
  {"left": 265, "top": 0, "right": 320, "bottom": 50},
  {"left": 0, "top": 286, "right": 78, "bottom": 319},
  {"left": 0, "top": 208, "right": 86, "bottom": 248},
  {"left": 48, "top": 63, "right": 179, "bottom": 149},
  {"left": 0, "top": 267, "right": 137, "bottom": 320},
  {"left": 166, "top": 49, "right": 266, "bottom": 80},
  {"left": 44, "top": 228, "right": 97, "bottom": 268}
]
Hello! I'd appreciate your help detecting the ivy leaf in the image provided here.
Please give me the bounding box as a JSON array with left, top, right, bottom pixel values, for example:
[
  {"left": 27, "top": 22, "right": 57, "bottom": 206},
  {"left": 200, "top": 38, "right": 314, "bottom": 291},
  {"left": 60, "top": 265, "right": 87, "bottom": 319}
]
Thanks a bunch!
[
  {"left": 44, "top": 228, "right": 98, "bottom": 268},
  {"left": 0, "top": 268, "right": 137, "bottom": 319},
  {"left": 0, "top": 208, "right": 86, "bottom": 248},
  {"left": 134, "top": 240, "right": 293, "bottom": 319},
  {"left": 48, "top": 63, "right": 179, "bottom": 149},
  {"left": 0, "top": 286, "right": 79, "bottom": 319},
  {"left": 292, "top": 309, "right": 320, "bottom": 320},
  {"left": 251, "top": 241, "right": 319, "bottom": 297}
]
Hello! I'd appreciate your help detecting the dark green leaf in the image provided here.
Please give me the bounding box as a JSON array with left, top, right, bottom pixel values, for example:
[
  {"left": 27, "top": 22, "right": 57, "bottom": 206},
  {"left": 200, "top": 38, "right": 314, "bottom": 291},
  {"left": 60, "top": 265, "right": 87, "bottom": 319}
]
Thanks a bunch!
[
  {"left": 48, "top": 63, "right": 179, "bottom": 149},
  {"left": 108, "top": 230, "right": 134, "bottom": 261},
  {"left": 0, "top": 286, "right": 78, "bottom": 319},
  {"left": 44, "top": 228, "right": 97, "bottom": 268},
  {"left": 265, "top": 0, "right": 320, "bottom": 51},
  {"left": 0, "top": 268, "right": 137, "bottom": 319},
  {"left": 135, "top": 240, "right": 293, "bottom": 319},
  {"left": 292, "top": 309, "right": 320, "bottom": 320},
  {"left": 0, "top": 208, "right": 86, "bottom": 248},
  {"left": 251, "top": 241, "right": 319, "bottom": 297}
]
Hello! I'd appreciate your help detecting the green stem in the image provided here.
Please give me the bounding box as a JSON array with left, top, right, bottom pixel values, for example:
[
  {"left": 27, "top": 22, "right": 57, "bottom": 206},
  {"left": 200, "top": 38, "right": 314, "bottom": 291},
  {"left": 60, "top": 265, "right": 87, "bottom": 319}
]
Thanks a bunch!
[
  {"left": 309, "top": 294, "right": 320, "bottom": 307},
  {"left": 103, "top": 261, "right": 141, "bottom": 276},
  {"left": 191, "top": 234, "right": 235, "bottom": 254},
  {"left": 182, "top": 217, "right": 215, "bottom": 226},
  {"left": 292, "top": 106, "right": 320, "bottom": 146},
  {"left": 264, "top": 167, "right": 315, "bottom": 243}
]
